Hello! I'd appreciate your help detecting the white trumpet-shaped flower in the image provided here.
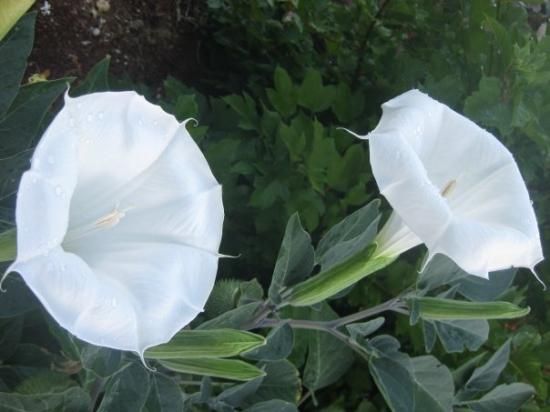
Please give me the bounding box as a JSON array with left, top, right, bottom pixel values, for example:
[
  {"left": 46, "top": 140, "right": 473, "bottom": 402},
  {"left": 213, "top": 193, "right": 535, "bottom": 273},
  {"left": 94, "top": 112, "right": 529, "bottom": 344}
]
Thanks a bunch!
[
  {"left": 6, "top": 91, "right": 224, "bottom": 356},
  {"left": 353, "top": 90, "right": 543, "bottom": 279}
]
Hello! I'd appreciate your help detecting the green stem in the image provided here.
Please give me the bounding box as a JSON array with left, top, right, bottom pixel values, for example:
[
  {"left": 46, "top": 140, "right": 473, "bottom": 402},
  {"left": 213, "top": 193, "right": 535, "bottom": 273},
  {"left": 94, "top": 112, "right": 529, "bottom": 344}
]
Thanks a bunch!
[{"left": 256, "top": 297, "right": 407, "bottom": 361}]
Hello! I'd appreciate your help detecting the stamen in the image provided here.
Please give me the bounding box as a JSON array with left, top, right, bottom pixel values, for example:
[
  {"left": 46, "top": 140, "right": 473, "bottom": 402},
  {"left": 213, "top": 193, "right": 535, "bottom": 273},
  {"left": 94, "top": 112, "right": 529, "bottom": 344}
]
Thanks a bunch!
[
  {"left": 94, "top": 205, "right": 134, "bottom": 229},
  {"left": 440, "top": 179, "right": 457, "bottom": 198},
  {"left": 63, "top": 204, "right": 134, "bottom": 244}
]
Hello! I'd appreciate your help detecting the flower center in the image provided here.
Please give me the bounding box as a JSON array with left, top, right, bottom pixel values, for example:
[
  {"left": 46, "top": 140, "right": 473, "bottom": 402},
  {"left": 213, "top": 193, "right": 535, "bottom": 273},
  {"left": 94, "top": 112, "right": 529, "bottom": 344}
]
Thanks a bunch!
[{"left": 63, "top": 203, "right": 133, "bottom": 245}]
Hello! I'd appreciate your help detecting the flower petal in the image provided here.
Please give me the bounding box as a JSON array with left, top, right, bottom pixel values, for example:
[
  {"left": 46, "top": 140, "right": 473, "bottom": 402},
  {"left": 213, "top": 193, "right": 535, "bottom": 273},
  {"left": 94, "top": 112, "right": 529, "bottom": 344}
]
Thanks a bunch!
[
  {"left": 367, "top": 90, "right": 543, "bottom": 276},
  {"left": 13, "top": 91, "right": 224, "bottom": 354},
  {"left": 10, "top": 247, "right": 139, "bottom": 351},
  {"left": 63, "top": 92, "right": 183, "bottom": 228},
  {"left": 15, "top": 172, "right": 72, "bottom": 261},
  {"left": 61, "top": 131, "right": 224, "bottom": 352}
]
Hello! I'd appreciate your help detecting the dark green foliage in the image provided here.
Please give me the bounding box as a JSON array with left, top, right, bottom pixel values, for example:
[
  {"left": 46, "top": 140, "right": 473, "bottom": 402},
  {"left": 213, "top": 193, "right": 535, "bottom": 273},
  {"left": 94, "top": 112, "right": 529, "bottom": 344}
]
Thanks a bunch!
[{"left": 0, "top": 1, "right": 549, "bottom": 411}]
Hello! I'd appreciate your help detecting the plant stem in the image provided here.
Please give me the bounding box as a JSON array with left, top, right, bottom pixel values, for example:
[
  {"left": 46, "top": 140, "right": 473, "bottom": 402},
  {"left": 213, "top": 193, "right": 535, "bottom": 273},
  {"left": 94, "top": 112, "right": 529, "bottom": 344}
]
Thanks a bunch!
[
  {"left": 254, "top": 297, "right": 408, "bottom": 361},
  {"left": 328, "top": 296, "right": 404, "bottom": 327},
  {"left": 88, "top": 377, "right": 105, "bottom": 412},
  {"left": 351, "top": 0, "right": 392, "bottom": 88}
]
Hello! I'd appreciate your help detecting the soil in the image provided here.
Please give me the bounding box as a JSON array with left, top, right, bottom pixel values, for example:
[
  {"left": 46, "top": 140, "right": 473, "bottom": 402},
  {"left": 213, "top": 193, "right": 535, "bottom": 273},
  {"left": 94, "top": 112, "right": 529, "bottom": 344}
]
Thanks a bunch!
[{"left": 26, "top": 0, "right": 207, "bottom": 90}]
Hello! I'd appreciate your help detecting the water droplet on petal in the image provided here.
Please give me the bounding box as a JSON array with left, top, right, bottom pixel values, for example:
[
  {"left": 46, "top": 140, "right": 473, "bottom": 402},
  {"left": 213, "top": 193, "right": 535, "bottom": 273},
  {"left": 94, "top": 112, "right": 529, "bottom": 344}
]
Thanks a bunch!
[
  {"left": 47, "top": 156, "right": 54, "bottom": 165},
  {"left": 31, "top": 176, "right": 38, "bottom": 184},
  {"left": 77, "top": 103, "right": 82, "bottom": 109},
  {"left": 98, "top": 111, "right": 104, "bottom": 120}
]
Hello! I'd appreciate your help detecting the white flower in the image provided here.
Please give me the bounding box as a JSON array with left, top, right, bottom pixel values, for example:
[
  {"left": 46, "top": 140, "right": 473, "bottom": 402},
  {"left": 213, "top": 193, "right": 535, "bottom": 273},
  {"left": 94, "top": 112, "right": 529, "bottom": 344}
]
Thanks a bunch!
[
  {"left": 5, "top": 91, "right": 224, "bottom": 356},
  {"left": 351, "top": 90, "right": 543, "bottom": 279}
]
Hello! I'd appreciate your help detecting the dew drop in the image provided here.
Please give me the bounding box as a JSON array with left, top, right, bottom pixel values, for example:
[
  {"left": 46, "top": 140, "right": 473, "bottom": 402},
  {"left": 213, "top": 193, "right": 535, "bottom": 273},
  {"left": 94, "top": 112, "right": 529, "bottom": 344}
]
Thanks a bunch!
[
  {"left": 98, "top": 111, "right": 104, "bottom": 120},
  {"left": 47, "top": 156, "right": 54, "bottom": 165},
  {"left": 77, "top": 103, "right": 82, "bottom": 109},
  {"left": 31, "top": 176, "right": 38, "bottom": 184}
]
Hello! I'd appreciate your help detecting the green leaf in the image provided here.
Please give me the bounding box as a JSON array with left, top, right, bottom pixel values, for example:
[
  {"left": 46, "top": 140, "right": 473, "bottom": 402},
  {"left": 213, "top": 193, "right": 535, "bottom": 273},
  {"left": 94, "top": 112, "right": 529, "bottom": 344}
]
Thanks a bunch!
[
  {"left": 458, "top": 383, "right": 535, "bottom": 412},
  {"left": 243, "top": 399, "right": 298, "bottom": 412},
  {"left": 331, "top": 83, "right": 364, "bottom": 123},
  {"left": 242, "top": 323, "right": 293, "bottom": 361},
  {"left": 0, "top": 387, "right": 90, "bottom": 412},
  {"left": 145, "top": 373, "right": 185, "bottom": 412},
  {"left": 224, "top": 93, "right": 258, "bottom": 130},
  {"left": 463, "top": 77, "right": 511, "bottom": 135},
  {"left": 0, "top": 149, "right": 33, "bottom": 206},
  {"left": 245, "top": 360, "right": 301, "bottom": 404},
  {"left": 369, "top": 353, "right": 454, "bottom": 412},
  {"left": 279, "top": 122, "right": 306, "bottom": 161},
  {"left": 160, "top": 358, "right": 265, "bottom": 382},
  {"left": 315, "top": 199, "right": 380, "bottom": 271},
  {"left": 97, "top": 363, "right": 150, "bottom": 412},
  {"left": 215, "top": 377, "right": 264, "bottom": 407},
  {"left": 267, "top": 67, "right": 296, "bottom": 118},
  {"left": 0, "top": 78, "right": 71, "bottom": 156},
  {"left": 429, "top": 319, "right": 489, "bottom": 353},
  {"left": 0, "top": 12, "right": 35, "bottom": 116},
  {"left": 346, "top": 317, "right": 385, "bottom": 340},
  {"left": 0, "top": 1, "right": 35, "bottom": 42},
  {"left": 299, "top": 303, "right": 354, "bottom": 391},
  {"left": 79, "top": 345, "right": 123, "bottom": 378},
  {"left": 268, "top": 213, "right": 314, "bottom": 303},
  {"left": 482, "top": 16, "right": 513, "bottom": 71},
  {"left": 463, "top": 340, "right": 511, "bottom": 394},
  {"left": 0, "top": 317, "right": 22, "bottom": 359},
  {"left": 145, "top": 329, "right": 266, "bottom": 360},
  {"left": 70, "top": 57, "right": 110, "bottom": 96},
  {"left": 198, "top": 302, "right": 262, "bottom": 330},
  {"left": 0, "top": 274, "right": 39, "bottom": 317},
  {"left": 284, "top": 251, "right": 394, "bottom": 307},
  {"left": 417, "top": 255, "right": 515, "bottom": 301},
  {"left": 297, "top": 69, "right": 333, "bottom": 112},
  {"left": 326, "top": 143, "right": 366, "bottom": 191},
  {"left": 0, "top": 228, "right": 16, "bottom": 262},
  {"left": 412, "top": 297, "right": 530, "bottom": 320},
  {"left": 422, "top": 320, "right": 437, "bottom": 352},
  {"left": 452, "top": 353, "right": 486, "bottom": 390}
]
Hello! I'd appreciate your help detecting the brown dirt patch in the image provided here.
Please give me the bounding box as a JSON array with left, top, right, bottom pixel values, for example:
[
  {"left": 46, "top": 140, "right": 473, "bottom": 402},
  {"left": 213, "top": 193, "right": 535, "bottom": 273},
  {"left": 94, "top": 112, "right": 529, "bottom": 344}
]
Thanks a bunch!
[{"left": 26, "top": 0, "right": 207, "bottom": 89}]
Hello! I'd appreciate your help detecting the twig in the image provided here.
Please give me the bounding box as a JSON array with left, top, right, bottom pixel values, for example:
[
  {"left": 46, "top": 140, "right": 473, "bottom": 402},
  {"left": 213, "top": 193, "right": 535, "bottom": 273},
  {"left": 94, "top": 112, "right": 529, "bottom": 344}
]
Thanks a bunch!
[
  {"left": 351, "top": 0, "right": 392, "bottom": 88},
  {"left": 255, "top": 297, "right": 408, "bottom": 361}
]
